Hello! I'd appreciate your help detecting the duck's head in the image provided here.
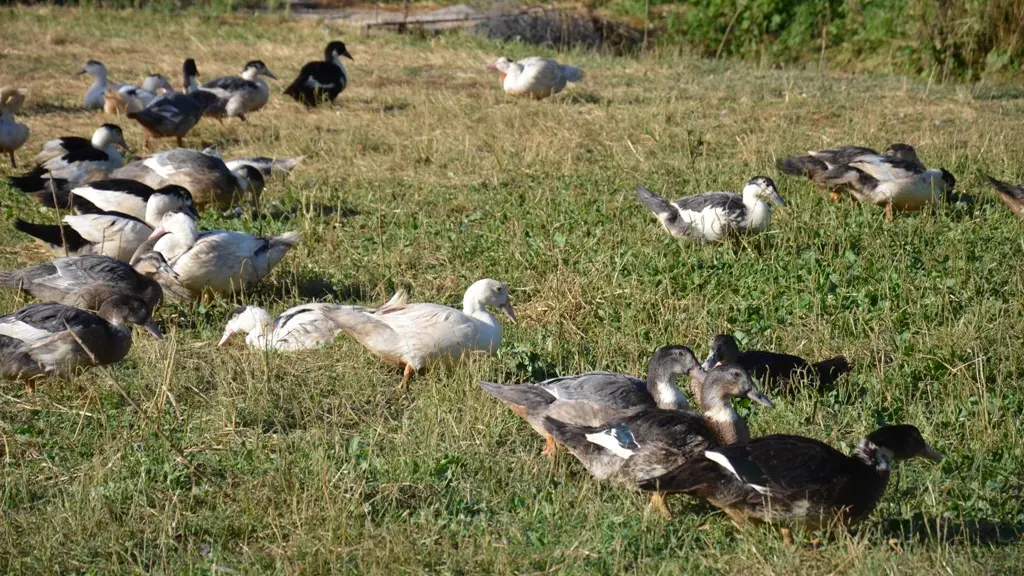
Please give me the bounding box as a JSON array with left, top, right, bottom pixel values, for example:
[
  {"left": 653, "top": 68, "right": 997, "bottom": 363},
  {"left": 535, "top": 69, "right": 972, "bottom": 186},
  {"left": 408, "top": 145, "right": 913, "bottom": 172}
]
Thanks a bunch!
[
  {"left": 182, "top": 58, "right": 200, "bottom": 91},
  {"left": 486, "top": 57, "right": 512, "bottom": 72},
  {"left": 0, "top": 87, "right": 26, "bottom": 114},
  {"left": 700, "top": 363, "right": 774, "bottom": 409},
  {"left": 130, "top": 250, "right": 179, "bottom": 280},
  {"left": 232, "top": 164, "right": 265, "bottom": 203},
  {"left": 465, "top": 278, "right": 516, "bottom": 322},
  {"left": 242, "top": 60, "right": 277, "bottom": 80},
  {"left": 76, "top": 60, "right": 107, "bottom": 78},
  {"left": 743, "top": 176, "right": 786, "bottom": 207},
  {"left": 702, "top": 334, "right": 741, "bottom": 371},
  {"left": 94, "top": 123, "right": 132, "bottom": 154},
  {"left": 883, "top": 143, "right": 919, "bottom": 164},
  {"left": 939, "top": 168, "right": 956, "bottom": 190},
  {"left": 147, "top": 211, "right": 199, "bottom": 242},
  {"left": 201, "top": 146, "right": 222, "bottom": 159},
  {"left": 865, "top": 425, "right": 942, "bottom": 463},
  {"left": 218, "top": 306, "right": 273, "bottom": 346},
  {"left": 142, "top": 74, "right": 174, "bottom": 93},
  {"left": 325, "top": 41, "right": 353, "bottom": 62},
  {"left": 648, "top": 344, "right": 706, "bottom": 385},
  {"left": 98, "top": 294, "right": 162, "bottom": 338},
  {"left": 148, "top": 185, "right": 199, "bottom": 222}
]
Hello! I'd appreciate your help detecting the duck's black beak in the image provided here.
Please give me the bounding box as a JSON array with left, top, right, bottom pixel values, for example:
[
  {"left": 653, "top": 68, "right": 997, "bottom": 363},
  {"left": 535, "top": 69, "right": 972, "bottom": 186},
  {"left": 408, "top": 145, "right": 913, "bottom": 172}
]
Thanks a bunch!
[
  {"left": 144, "top": 320, "right": 164, "bottom": 339},
  {"left": 341, "top": 49, "right": 354, "bottom": 61},
  {"left": 747, "top": 389, "right": 775, "bottom": 408},
  {"left": 921, "top": 444, "right": 943, "bottom": 462}
]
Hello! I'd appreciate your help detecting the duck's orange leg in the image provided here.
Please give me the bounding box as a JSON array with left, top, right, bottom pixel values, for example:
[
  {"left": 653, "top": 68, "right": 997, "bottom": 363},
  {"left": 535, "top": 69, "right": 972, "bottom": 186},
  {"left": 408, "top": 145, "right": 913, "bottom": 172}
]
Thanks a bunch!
[
  {"left": 649, "top": 493, "right": 672, "bottom": 520},
  {"left": 542, "top": 433, "right": 557, "bottom": 460},
  {"left": 885, "top": 203, "right": 894, "bottom": 221},
  {"left": 398, "top": 364, "right": 415, "bottom": 390}
]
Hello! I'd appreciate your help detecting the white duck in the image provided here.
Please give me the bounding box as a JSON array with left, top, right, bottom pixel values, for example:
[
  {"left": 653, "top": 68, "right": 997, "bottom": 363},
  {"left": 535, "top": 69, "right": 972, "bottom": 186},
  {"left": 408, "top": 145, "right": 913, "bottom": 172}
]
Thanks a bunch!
[
  {"left": 76, "top": 60, "right": 126, "bottom": 110},
  {"left": 218, "top": 291, "right": 408, "bottom": 352},
  {"left": 636, "top": 177, "right": 786, "bottom": 243},
  {"left": 14, "top": 186, "right": 198, "bottom": 262},
  {"left": 8, "top": 124, "right": 130, "bottom": 196},
  {"left": 147, "top": 212, "right": 301, "bottom": 296},
  {"left": 0, "top": 86, "right": 29, "bottom": 167},
  {"left": 105, "top": 74, "right": 176, "bottom": 115},
  {"left": 199, "top": 60, "right": 277, "bottom": 122},
  {"left": 486, "top": 57, "right": 583, "bottom": 99},
  {"left": 324, "top": 279, "right": 516, "bottom": 389}
]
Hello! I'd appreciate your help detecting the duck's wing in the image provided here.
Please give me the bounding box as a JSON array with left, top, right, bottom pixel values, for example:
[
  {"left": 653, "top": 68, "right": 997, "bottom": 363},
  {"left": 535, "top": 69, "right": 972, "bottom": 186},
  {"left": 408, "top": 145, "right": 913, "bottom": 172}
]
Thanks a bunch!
[
  {"left": 35, "top": 136, "right": 91, "bottom": 164},
  {"left": 539, "top": 372, "right": 651, "bottom": 407},
  {"left": 70, "top": 179, "right": 154, "bottom": 218},
  {"left": 808, "top": 146, "right": 878, "bottom": 167},
  {"left": 986, "top": 175, "right": 1024, "bottom": 219},
  {"left": 0, "top": 303, "right": 97, "bottom": 343},
  {"left": 848, "top": 156, "right": 924, "bottom": 182},
  {"left": 672, "top": 191, "right": 745, "bottom": 214},
  {"left": 201, "top": 76, "right": 258, "bottom": 94}
]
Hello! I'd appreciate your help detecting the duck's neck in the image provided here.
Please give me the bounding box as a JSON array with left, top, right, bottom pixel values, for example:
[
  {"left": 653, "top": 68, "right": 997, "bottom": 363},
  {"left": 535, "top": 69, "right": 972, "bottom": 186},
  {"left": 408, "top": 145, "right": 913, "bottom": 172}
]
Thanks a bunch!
[
  {"left": 645, "top": 366, "right": 690, "bottom": 410},
  {"left": 742, "top": 194, "right": 771, "bottom": 229},
  {"left": 244, "top": 315, "right": 275, "bottom": 349},
  {"left": 90, "top": 73, "right": 108, "bottom": 91},
  {"left": 462, "top": 297, "right": 498, "bottom": 325},
  {"left": 331, "top": 55, "right": 348, "bottom": 81},
  {"left": 700, "top": 393, "right": 748, "bottom": 445},
  {"left": 852, "top": 439, "right": 895, "bottom": 476},
  {"left": 101, "top": 146, "right": 124, "bottom": 165},
  {"left": 184, "top": 74, "right": 199, "bottom": 94}
]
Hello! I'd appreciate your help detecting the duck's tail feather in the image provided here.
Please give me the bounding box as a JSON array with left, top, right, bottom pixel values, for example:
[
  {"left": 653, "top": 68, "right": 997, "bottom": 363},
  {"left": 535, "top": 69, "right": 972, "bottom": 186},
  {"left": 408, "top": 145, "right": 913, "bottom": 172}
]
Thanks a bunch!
[
  {"left": 478, "top": 381, "right": 556, "bottom": 412},
  {"left": 14, "top": 219, "right": 87, "bottom": 252},
  {"left": 8, "top": 166, "right": 67, "bottom": 195},
  {"left": 273, "top": 157, "right": 303, "bottom": 174},
  {"left": 263, "top": 231, "right": 301, "bottom": 269},
  {"left": 636, "top": 185, "right": 674, "bottom": 218},
  {"left": 812, "top": 355, "right": 852, "bottom": 388},
  {"left": 986, "top": 175, "right": 1024, "bottom": 218},
  {"left": 777, "top": 155, "right": 830, "bottom": 180},
  {"left": 29, "top": 187, "right": 73, "bottom": 210},
  {"left": 561, "top": 65, "right": 583, "bottom": 83}
]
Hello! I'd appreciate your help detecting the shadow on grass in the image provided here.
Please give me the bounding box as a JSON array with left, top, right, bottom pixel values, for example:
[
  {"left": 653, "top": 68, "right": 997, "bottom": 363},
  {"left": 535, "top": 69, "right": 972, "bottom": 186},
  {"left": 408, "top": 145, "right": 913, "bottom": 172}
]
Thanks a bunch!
[
  {"left": 259, "top": 199, "right": 360, "bottom": 222},
  {"left": 880, "top": 514, "right": 1024, "bottom": 547},
  {"left": 22, "top": 102, "right": 87, "bottom": 116}
]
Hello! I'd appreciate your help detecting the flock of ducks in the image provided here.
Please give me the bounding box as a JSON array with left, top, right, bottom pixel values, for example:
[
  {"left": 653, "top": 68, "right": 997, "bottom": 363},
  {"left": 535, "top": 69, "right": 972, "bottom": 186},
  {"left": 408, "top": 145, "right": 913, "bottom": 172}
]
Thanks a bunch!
[{"left": 4, "top": 40, "right": 1013, "bottom": 543}]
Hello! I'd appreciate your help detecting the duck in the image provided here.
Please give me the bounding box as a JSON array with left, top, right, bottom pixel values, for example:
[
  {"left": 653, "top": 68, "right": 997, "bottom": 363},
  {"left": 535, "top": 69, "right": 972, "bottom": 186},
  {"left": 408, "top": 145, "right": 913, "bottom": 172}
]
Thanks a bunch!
[
  {"left": 0, "top": 251, "right": 176, "bottom": 314},
  {"left": 202, "top": 147, "right": 304, "bottom": 179},
  {"left": 29, "top": 180, "right": 198, "bottom": 221},
  {"left": 702, "top": 334, "right": 852, "bottom": 394},
  {"left": 217, "top": 291, "right": 408, "bottom": 351},
  {"left": 478, "top": 345, "right": 706, "bottom": 459},
  {"left": 284, "top": 41, "right": 353, "bottom": 107},
  {"left": 128, "top": 59, "right": 218, "bottom": 151},
  {"left": 636, "top": 177, "right": 786, "bottom": 243},
  {"left": 322, "top": 278, "right": 515, "bottom": 389},
  {"left": 985, "top": 175, "right": 1024, "bottom": 221},
  {"left": 76, "top": 60, "right": 126, "bottom": 110},
  {"left": 777, "top": 144, "right": 922, "bottom": 193},
  {"left": 110, "top": 148, "right": 263, "bottom": 210},
  {"left": 637, "top": 424, "right": 942, "bottom": 532},
  {"left": 13, "top": 185, "right": 198, "bottom": 262},
  {"left": 32, "top": 124, "right": 127, "bottom": 165},
  {"left": 486, "top": 57, "right": 583, "bottom": 99},
  {"left": 0, "top": 86, "right": 29, "bottom": 167},
  {"left": 199, "top": 60, "right": 277, "bottom": 122},
  {"left": 542, "top": 364, "right": 773, "bottom": 518},
  {"left": 146, "top": 211, "right": 301, "bottom": 297},
  {"left": 0, "top": 295, "right": 160, "bottom": 391},
  {"left": 7, "top": 124, "right": 130, "bottom": 196},
  {"left": 104, "top": 74, "right": 176, "bottom": 115}
]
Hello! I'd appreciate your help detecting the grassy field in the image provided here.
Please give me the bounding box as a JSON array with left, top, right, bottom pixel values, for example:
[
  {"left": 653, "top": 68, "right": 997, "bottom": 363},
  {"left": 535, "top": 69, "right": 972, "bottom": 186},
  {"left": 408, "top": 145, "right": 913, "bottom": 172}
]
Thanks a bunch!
[{"left": 1, "top": 6, "right": 1023, "bottom": 574}]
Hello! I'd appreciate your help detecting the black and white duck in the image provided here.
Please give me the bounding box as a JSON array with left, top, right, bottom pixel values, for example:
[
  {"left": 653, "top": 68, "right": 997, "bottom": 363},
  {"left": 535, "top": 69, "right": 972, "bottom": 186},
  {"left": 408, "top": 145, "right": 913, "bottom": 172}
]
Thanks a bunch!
[
  {"left": 637, "top": 177, "right": 786, "bottom": 243},
  {"left": 8, "top": 124, "right": 130, "bottom": 196},
  {"left": 0, "top": 251, "right": 176, "bottom": 313},
  {"left": 0, "top": 295, "right": 160, "bottom": 390},
  {"left": 542, "top": 364, "right": 773, "bottom": 518},
  {"left": 703, "top": 334, "right": 852, "bottom": 394},
  {"left": 479, "top": 345, "right": 706, "bottom": 459},
  {"left": 284, "top": 41, "right": 353, "bottom": 107},
  {"left": 199, "top": 60, "right": 277, "bottom": 122},
  {"left": 637, "top": 425, "right": 942, "bottom": 532},
  {"left": 14, "top": 185, "right": 198, "bottom": 262}
]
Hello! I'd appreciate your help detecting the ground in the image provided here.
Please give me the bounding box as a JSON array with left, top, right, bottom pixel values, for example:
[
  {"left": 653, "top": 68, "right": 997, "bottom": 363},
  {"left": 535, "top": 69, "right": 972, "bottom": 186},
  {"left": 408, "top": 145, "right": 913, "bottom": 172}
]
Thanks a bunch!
[{"left": 1, "top": 6, "right": 1023, "bottom": 574}]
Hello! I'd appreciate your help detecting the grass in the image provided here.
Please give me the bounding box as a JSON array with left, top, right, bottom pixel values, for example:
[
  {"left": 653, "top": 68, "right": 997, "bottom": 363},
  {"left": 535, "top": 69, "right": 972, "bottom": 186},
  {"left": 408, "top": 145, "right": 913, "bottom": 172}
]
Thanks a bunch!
[{"left": 1, "top": 6, "right": 1024, "bottom": 573}]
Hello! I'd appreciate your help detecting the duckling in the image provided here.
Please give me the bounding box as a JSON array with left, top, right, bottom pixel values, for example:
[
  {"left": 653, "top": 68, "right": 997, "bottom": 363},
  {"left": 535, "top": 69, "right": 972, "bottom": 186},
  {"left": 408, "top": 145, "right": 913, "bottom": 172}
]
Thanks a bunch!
[
  {"left": 321, "top": 278, "right": 515, "bottom": 389},
  {"left": 479, "top": 345, "right": 706, "bottom": 459},
  {"left": 0, "top": 252, "right": 175, "bottom": 314},
  {"left": 543, "top": 364, "right": 773, "bottom": 518},
  {"left": 284, "top": 41, "right": 353, "bottom": 107},
  {"left": 109, "top": 74, "right": 175, "bottom": 115},
  {"left": 637, "top": 425, "right": 942, "bottom": 531},
  {"left": 199, "top": 60, "right": 277, "bottom": 122},
  {"left": 218, "top": 291, "right": 408, "bottom": 351},
  {"left": 985, "top": 175, "right": 1024, "bottom": 221},
  {"left": 13, "top": 185, "right": 197, "bottom": 262},
  {"left": 111, "top": 148, "right": 262, "bottom": 210},
  {"left": 75, "top": 60, "right": 125, "bottom": 110},
  {"left": 8, "top": 124, "right": 130, "bottom": 196},
  {"left": 147, "top": 211, "right": 300, "bottom": 297},
  {"left": 703, "top": 334, "right": 852, "bottom": 394},
  {"left": 128, "top": 59, "right": 218, "bottom": 151},
  {"left": 486, "top": 57, "right": 583, "bottom": 99},
  {"left": 0, "top": 87, "right": 29, "bottom": 167},
  {"left": 0, "top": 295, "right": 160, "bottom": 390},
  {"left": 637, "top": 177, "right": 786, "bottom": 243}
]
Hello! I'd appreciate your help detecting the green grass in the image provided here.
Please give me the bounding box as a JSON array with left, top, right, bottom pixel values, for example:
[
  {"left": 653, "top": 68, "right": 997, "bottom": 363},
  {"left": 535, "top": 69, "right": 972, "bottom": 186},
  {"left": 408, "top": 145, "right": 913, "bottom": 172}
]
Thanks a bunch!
[{"left": 1, "top": 6, "right": 1023, "bottom": 573}]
